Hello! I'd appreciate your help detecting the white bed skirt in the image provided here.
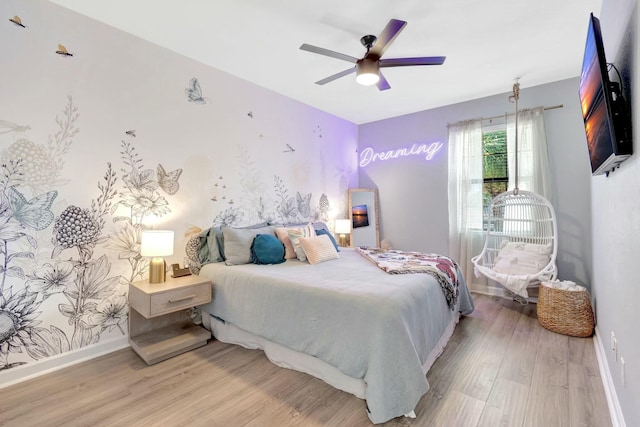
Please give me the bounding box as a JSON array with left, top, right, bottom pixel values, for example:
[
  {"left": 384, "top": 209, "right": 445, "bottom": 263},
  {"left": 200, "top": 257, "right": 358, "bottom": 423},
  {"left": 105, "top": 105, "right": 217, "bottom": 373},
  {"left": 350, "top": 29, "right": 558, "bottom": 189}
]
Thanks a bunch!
[{"left": 202, "top": 311, "right": 461, "bottom": 404}]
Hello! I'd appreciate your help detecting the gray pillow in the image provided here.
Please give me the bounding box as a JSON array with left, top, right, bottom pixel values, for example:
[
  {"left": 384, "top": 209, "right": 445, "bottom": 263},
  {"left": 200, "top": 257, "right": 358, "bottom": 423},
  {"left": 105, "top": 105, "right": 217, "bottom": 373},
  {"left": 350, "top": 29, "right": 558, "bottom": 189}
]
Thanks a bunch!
[
  {"left": 197, "top": 227, "right": 224, "bottom": 264},
  {"left": 213, "top": 226, "right": 225, "bottom": 260},
  {"left": 313, "top": 221, "right": 331, "bottom": 232},
  {"left": 222, "top": 225, "right": 276, "bottom": 265}
]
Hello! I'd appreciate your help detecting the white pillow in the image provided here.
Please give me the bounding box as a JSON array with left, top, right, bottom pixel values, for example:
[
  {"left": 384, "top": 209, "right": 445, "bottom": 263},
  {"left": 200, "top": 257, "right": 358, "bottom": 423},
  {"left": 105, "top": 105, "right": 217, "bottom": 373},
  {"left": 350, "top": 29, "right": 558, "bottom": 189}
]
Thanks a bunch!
[
  {"left": 498, "top": 241, "right": 552, "bottom": 256},
  {"left": 493, "top": 241, "right": 551, "bottom": 276},
  {"left": 299, "top": 235, "right": 340, "bottom": 265}
]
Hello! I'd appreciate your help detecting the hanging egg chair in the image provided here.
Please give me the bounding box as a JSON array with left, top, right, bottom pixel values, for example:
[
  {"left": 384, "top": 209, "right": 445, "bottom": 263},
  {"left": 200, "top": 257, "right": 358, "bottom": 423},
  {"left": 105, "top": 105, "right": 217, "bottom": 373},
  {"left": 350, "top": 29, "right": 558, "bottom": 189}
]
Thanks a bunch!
[
  {"left": 471, "top": 82, "right": 558, "bottom": 302},
  {"left": 471, "top": 189, "right": 558, "bottom": 301}
]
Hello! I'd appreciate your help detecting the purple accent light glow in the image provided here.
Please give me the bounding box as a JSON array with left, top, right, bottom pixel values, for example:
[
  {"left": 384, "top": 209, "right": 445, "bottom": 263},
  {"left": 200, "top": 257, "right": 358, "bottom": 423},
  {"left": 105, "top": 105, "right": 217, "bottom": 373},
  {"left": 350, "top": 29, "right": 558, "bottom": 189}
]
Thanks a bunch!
[{"left": 359, "top": 141, "right": 444, "bottom": 167}]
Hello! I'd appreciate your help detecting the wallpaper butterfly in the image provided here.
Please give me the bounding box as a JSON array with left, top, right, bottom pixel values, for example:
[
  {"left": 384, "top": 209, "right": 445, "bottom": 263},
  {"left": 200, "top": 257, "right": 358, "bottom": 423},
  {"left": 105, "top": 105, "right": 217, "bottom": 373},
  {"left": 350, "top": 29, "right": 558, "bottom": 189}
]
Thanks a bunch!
[
  {"left": 9, "top": 187, "right": 58, "bottom": 231},
  {"left": 185, "top": 77, "right": 206, "bottom": 104},
  {"left": 283, "top": 144, "right": 295, "bottom": 153},
  {"left": 296, "top": 192, "right": 312, "bottom": 218},
  {"left": 125, "top": 130, "right": 136, "bottom": 137},
  {"left": 55, "top": 44, "right": 73, "bottom": 57},
  {"left": 9, "top": 16, "right": 25, "bottom": 28},
  {"left": 157, "top": 164, "right": 182, "bottom": 195}
]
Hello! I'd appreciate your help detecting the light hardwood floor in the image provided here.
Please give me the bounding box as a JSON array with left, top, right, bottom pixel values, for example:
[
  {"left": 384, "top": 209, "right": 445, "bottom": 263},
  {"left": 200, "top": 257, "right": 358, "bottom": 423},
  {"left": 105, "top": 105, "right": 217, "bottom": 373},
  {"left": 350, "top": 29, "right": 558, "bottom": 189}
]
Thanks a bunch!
[{"left": 0, "top": 294, "right": 611, "bottom": 427}]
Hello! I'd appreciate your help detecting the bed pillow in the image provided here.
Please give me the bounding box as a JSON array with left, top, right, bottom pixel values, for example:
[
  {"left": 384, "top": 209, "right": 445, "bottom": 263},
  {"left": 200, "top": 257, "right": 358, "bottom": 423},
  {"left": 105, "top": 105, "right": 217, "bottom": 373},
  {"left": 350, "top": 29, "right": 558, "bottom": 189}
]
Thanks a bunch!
[
  {"left": 315, "top": 228, "right": 339, "bottom": 252},
  {"left": 313, "top": 221, "right": 331, "bottom": 232},
  {"left": 251, "top": 234, "right": 285, "bottom": 265},
  {"left": 212, "top": 226, "right": 225, "bottom": 260},
  {"left": 286, "top": 224, "right": 316, "bottom": 262},
  {"left": 184, "top": 234, "right": 202, "bottom": 274},
  {"left": 276, "top": 223, "right": 315, "bottom": 259},
  {"left": 222, "top": 225, "right": 275, "bottom": 265},
  {"left": 199, "top": 227, "right": 224, "bottom": 263},
  {"left": 498, "top": 241, "right": 552, "bottom": 256},
  {"left": 274, "top": 227, "right": 297, "bottom": 259},
  {"left": 299, "top": 235, "right": 340, "bottom": 265},
  {"left": 493, "top": 241, "right": 552, "bottom": 276}
]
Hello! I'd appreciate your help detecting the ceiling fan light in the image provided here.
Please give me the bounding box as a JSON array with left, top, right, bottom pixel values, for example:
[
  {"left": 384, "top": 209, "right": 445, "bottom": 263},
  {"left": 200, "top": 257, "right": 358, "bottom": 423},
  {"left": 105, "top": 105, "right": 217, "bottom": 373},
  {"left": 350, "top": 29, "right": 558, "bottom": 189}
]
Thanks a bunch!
[
  {"left": 356, "top": 72, "right": 380, "bottom": 86},
  {"left": 356, "top": 60, "right": 380, "bottom": 86}
]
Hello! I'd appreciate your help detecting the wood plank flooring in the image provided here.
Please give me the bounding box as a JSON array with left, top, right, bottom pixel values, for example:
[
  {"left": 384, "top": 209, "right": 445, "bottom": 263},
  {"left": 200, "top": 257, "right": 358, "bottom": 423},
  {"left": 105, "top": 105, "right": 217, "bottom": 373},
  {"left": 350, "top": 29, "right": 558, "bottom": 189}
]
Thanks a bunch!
[{"left": 0, "top": 294, "right": 612, "bottom": 427}]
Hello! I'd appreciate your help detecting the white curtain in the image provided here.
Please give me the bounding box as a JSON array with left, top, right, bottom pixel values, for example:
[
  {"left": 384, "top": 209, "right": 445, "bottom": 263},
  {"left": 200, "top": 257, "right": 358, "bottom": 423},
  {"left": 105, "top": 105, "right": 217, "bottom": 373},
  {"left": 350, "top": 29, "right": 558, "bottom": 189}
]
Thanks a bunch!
[
  {"left": 506, "top": 107, "right": 553, "bottom": 200},
  {"left": 448, "top": 119, "right": 484, "bottom": 279}
]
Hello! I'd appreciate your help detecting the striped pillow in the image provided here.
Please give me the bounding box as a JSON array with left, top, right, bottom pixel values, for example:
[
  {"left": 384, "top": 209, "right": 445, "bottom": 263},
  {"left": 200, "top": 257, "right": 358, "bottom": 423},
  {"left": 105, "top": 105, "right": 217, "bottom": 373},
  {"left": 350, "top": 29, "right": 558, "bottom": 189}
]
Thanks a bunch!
[
  {"left": 299, "top": 235, "right": 340, "bottom": 265},
  {"left": 276, "top": 226, "right": 304, "bottom": 259},
  {"left": 286, "top": 224, "right": 316, "bottom": 261}
]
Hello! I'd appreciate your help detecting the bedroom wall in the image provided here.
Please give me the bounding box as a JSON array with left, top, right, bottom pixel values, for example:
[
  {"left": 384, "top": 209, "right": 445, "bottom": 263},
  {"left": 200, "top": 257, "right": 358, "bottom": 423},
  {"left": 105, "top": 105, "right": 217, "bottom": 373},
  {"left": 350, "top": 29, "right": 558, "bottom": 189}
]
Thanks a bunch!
[
  {"left": 359, "top": 78, "right": 593, "bottom": 296},
  {"left": 0, "top": 0, "right": 357, "bottom": 383},
  {"left": 593, "top": 0, "right": 638, "bottom": 425}
]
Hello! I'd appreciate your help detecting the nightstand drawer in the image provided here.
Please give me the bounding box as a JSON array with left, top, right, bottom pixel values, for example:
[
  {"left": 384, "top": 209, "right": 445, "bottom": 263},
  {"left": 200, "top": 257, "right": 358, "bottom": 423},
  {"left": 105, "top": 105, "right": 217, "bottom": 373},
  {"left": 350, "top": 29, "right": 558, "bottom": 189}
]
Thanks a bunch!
[{"left": 149, "top": 283, "right": 210, "bottom": 316}]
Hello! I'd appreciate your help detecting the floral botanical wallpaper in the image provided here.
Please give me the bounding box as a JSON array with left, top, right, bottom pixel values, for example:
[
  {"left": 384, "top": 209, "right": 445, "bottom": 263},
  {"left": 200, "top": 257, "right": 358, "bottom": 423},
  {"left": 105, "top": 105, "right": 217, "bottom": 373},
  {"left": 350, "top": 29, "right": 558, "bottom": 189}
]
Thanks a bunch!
[
  {"left": 0, "top": 0, "right": 357, "bottom": 378},
  {"left": 0, "top": 98, "right": 186, "bottom": 369}
]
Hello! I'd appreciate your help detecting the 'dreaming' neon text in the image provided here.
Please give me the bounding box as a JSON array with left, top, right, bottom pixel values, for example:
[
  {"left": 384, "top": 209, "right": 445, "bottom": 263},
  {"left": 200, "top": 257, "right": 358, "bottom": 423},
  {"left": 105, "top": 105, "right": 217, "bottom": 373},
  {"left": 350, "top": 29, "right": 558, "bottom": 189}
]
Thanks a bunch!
[{"left": 359, "top": 141, "right": 444, "bottom": 167}]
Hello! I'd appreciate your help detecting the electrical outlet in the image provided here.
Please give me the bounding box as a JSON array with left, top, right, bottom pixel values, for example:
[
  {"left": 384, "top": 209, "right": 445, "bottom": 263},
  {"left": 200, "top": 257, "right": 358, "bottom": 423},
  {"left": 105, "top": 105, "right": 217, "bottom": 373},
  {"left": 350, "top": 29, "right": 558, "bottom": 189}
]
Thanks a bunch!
[{"left": 621, "top": 357, "right": 626, "bottom": 387}]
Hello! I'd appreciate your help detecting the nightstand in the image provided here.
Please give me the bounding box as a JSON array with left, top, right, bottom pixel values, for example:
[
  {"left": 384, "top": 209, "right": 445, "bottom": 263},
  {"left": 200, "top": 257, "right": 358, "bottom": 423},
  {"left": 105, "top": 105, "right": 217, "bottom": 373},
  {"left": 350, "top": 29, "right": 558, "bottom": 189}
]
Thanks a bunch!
[{"left": 128, "top": 275, "right": 212, "bottom": 365}]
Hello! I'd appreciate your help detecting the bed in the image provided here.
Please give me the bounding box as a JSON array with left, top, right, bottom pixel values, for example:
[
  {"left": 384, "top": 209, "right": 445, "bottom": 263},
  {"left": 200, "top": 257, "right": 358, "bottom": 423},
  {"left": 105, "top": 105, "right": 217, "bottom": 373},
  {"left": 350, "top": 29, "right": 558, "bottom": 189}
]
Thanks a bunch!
[{"left": 195, "top": 243, "right": 474, "bottom": 424}]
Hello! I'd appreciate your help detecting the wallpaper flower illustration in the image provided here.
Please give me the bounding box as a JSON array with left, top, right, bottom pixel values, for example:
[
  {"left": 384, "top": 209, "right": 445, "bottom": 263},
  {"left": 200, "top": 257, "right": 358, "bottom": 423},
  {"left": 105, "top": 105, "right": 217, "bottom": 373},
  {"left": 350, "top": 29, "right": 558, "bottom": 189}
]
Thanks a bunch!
[
  {"left": 0, "top": 99, "right": 183, "bottom": 370},
  {"left": 0, "top": 98, "right": 78, "bottom": 369},
  {"left": 212, "top": 207, "right": 244, "bottom": 227},
  {"left": 36, "top": 164, "right": 123, "bottom": 353},
  {"left": 226, "top": 145, "right": 332, "bottom": 227},
  {"left": 273, "top": 175, "right": 320, "bottom": 224},
  {"left": 110, "top": 140, "right": 183, "bottom": 282}
]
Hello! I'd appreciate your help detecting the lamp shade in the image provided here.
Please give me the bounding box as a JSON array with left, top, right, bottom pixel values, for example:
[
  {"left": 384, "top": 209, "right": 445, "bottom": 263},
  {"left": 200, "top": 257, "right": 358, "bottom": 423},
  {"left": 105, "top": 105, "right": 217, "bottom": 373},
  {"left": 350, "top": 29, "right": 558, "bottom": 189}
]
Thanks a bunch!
[
  {"left": 334, "top": 219, "right": 351, "bottom": 235},
  {"left": 140, "top": 230, "right": 174, "bottom": 257}
]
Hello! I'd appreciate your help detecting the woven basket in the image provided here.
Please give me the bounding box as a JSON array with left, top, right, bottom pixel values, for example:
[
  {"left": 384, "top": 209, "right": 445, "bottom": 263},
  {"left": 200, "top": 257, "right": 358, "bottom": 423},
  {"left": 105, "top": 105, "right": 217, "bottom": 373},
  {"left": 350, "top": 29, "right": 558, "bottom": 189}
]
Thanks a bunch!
[{"left": 537, "top": 283, "right": 594, "bottom": 337}]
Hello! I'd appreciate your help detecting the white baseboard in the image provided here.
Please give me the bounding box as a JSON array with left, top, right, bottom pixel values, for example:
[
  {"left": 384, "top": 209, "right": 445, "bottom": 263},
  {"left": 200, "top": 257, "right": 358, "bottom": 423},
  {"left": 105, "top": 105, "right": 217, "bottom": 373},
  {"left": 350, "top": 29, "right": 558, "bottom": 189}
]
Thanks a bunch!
[
  {"left": 0, "top": 336, "right": 130, "bottom": 389},
  {"left": 593, "top": 327, "right": 626, "bottom": 427}
]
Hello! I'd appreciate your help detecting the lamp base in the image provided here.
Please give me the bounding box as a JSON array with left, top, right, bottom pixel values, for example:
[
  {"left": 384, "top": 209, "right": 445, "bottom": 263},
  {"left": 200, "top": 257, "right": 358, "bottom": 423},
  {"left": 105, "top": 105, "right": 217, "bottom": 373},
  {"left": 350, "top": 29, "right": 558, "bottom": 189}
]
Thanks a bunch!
[
  {"left": 339, "top": 234, "right": 348, "bottom": 247},
  {"left": 148, "top": 257, "right": 166, "bottom": 284}
]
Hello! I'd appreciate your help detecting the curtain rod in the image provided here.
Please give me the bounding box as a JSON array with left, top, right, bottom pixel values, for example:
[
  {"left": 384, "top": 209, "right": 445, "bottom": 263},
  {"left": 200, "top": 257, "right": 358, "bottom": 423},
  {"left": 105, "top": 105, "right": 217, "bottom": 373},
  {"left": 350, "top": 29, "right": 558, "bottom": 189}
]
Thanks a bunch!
[{"left": 481, "top": 104, "right": 564, "bottom": 122}]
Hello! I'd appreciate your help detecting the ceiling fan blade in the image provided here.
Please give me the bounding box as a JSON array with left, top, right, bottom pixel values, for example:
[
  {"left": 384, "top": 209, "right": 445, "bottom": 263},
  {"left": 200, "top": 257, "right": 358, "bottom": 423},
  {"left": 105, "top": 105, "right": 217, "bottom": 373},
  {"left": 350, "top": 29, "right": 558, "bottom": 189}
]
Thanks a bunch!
[
  {"left": 300, "top": 43, "right": 359, "bottom": 63},
  {"left": 380, "top": 56, "right": 446, "bottom": 67},
  {"left": 315, "top": 67, "right": 356, "bottom": 85},
  {"left": 369, "top": 19, "right": 407, "bottom": 58},
  {"left": 376, "top": 72, "right": 391, "bottom": 91}
]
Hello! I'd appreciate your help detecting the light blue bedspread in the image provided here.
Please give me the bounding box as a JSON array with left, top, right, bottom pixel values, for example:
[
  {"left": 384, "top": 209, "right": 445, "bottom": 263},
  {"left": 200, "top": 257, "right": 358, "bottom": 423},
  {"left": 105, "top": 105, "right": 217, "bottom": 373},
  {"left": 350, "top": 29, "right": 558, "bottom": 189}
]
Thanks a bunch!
[{"left": 198, "top": 249, "right": 474, "bottom": 423}]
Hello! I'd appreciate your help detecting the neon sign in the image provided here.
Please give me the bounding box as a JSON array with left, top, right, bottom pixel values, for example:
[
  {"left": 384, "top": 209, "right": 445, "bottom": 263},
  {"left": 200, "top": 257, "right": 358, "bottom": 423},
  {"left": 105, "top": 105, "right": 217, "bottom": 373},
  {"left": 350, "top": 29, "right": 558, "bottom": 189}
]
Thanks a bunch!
[{"left": 359, "top": 141, "right": 444, "bottom": 167}]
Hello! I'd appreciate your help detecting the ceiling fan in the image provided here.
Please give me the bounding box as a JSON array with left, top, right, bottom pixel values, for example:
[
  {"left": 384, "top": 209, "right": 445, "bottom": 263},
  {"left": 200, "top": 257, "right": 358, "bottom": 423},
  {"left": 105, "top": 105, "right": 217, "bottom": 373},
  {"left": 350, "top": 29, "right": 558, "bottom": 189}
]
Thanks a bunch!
[{"left": 300, "top": 18, "right": 446, "bottom": 91}]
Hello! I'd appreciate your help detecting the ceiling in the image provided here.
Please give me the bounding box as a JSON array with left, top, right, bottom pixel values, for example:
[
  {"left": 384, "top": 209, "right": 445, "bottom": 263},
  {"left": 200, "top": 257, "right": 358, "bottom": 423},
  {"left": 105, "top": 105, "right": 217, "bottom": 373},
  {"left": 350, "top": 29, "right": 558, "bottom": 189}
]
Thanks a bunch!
[{"left": 49, "top": 0, "right": 602, "bottom": 124}]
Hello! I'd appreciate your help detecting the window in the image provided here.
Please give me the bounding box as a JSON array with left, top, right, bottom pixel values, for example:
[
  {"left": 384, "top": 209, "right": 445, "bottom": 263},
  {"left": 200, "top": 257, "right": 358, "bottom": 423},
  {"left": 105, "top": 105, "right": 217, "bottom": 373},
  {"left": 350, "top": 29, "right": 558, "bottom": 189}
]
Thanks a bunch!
[{"left": 482, "top": 127, "right": 508, "bottom": 229}]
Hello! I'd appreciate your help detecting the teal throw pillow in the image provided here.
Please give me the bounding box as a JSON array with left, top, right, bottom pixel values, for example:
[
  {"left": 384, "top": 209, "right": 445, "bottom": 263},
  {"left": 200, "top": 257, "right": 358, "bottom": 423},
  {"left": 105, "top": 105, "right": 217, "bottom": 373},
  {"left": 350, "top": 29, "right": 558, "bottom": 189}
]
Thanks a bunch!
[
  {"left": 251, "top": 234, "right": 286, "bottom": 265},
  {"left": 316, "top": 228, "right": 340, "bottom": 252}
]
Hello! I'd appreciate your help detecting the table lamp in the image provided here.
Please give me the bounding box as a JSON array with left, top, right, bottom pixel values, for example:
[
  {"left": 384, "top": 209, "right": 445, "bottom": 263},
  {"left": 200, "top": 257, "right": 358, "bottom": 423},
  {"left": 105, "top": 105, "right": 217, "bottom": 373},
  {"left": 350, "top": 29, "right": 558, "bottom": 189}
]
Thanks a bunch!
[
  {"left": 140, "top": 230, "right": 174, "bottom": 283},
  {"left": 334, "top": 219, "right": 351, "bottom": 247}
]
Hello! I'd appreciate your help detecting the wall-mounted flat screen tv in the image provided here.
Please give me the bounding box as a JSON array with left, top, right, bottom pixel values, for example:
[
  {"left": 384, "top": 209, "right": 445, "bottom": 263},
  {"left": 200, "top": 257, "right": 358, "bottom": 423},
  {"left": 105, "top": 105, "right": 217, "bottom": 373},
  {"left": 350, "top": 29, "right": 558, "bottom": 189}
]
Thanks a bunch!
[
  {"left": 578, "top": 13, "right": 632, "bottom": 176},
  {"left": 352, "top": 204, "right": 369, "bottom": 228}
]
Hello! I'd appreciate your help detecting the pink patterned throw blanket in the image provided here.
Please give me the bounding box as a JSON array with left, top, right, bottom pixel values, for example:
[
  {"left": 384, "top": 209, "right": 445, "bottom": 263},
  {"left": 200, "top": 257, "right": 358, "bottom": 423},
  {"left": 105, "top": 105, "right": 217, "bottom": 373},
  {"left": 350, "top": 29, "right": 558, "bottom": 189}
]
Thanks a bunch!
[{"left": 356, "top": 247, "right": 461, "bottom": 309}]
